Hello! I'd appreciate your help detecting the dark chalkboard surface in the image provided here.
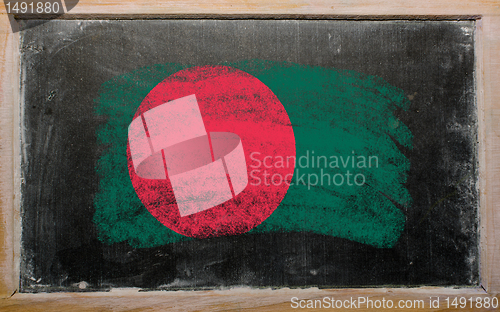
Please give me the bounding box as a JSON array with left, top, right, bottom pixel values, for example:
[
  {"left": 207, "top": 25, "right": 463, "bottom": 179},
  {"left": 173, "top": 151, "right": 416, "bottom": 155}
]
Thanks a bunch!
[{"left": 19, "top": 19, "right": 478, "bottom": 292}]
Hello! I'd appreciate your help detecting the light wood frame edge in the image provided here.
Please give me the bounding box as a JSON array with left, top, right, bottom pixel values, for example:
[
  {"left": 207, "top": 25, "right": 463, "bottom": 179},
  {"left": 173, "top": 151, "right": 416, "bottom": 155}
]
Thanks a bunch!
[{"left": 1, "top": 1, "right": 500, "bottom": 310}]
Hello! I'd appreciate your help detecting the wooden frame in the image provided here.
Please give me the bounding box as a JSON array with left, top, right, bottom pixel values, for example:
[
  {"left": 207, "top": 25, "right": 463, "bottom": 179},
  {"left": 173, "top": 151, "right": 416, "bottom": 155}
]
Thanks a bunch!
[{"left": 1, "top": 1, "right": 499, "bottom": 310}]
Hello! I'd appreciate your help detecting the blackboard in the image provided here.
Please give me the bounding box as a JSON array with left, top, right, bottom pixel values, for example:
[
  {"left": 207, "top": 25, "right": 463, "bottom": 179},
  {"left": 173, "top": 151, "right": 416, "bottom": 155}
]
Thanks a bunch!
[{"left": 18, "top": 19, "right": 478, "bottom": 292}]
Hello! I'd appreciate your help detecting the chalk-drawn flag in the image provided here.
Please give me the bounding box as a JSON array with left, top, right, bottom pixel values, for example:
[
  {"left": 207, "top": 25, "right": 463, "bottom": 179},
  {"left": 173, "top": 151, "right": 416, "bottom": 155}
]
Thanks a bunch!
[{"left": 94, "top": 60, "right": 412, "bottom": 249}]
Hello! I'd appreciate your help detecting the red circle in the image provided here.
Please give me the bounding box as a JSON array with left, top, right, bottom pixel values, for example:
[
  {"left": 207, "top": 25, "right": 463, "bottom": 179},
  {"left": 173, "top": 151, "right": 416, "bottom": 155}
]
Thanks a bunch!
[{"left": 127, "top": 65, "right": 295, "bottom": 238}]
